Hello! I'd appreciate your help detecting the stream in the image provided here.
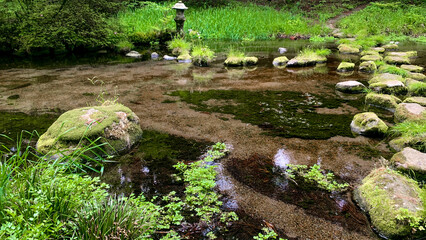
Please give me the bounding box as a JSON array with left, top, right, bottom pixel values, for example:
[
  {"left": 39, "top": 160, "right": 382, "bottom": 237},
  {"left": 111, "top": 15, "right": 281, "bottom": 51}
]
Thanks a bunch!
[{"left": 1, "top": 39, "right": 425, "bottom": 239}]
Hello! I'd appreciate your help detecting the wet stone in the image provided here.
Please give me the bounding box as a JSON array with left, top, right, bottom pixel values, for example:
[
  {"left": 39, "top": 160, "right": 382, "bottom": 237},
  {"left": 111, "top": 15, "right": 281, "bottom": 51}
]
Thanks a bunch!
[
  {"left": 336, "top": 62, "right": 355, "bottom": 72},
  {"left": 360, "top": 50, "right": 380, "bottom": 56},
  {"left": 272, "top": 56, "right": 289, "bottom": 67},
  {"left": 369, "top": 80, "right": 407, "bottom": 95},
  {"left": 407, "top": 72, "right": 426, "bottom": 81},
  {"left": 360, "top": 55, "right": 383, "bottom": 62},
  {"left": 403, "top": 96, "right": 426, "bottom": 107},
  {"left": 394, "top": 103, "right": 426, "bottom": 123},
  {"left": 368, "top": 73, "right": 404, "bottom": 85},
  {"left": 151, "top": 52, "right": 159, "bottom": 59},
  {"left": 386, "top": 51, "right": 417, "bottom": 58},
  {"left": 382, "top": 43, "right": 399, "bottom": 50},
  {"left": 359, "top": 61, "right": 377, "bottom": 73},
  {"left": 391, "top": 147, "right": 426, "bottom": 174},
  {"left": 350, "top": 112, "right": 388, "bottom": 137},
  {"left": 384, "top": 56, "right": 410, "bottom": 65},
  {"left": 365, "top": 92, "right": 401, "bottom": 111},
  {"left": 335, "top": 81, "right": 365, "bottom": 93},
  {"left": 126, "top": 50, "right": 142, "bottom": 58},
  {"left": 371, "top": 47, "right": 385, "bottom": 53},
  {"left": 401, "top": 64, "right": 424, "bottom": 73}
]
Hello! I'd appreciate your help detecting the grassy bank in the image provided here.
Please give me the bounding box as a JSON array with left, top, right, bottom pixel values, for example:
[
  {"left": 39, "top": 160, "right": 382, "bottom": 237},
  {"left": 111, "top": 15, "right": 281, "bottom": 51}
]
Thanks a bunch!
[{"left": 114, "top": 1, "right": 329, "bottom": 41}]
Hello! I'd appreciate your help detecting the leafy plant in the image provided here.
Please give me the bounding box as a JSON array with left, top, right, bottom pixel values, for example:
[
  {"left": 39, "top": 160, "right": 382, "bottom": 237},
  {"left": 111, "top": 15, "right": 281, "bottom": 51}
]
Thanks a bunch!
[
  {"left": 285, "top": 164, "right": 349, "bottom": 192},
  {"left": 407, "top": 81, "right": 426, "bottom": 96},
  {"left": 192, "top": 45, "right": 215, "bottom": 66},
  {"left": 253, "top": 227, "right": 286, "bottom": 240},
  {"left": 167, "top": 37, "right": 191, "bottom": 56}
]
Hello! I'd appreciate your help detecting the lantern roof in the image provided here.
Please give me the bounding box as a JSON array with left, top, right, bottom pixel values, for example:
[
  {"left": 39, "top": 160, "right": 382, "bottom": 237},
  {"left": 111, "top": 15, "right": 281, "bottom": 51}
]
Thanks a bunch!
[{"left": 172, "top": 1, "right": 188, "bottom": 10}]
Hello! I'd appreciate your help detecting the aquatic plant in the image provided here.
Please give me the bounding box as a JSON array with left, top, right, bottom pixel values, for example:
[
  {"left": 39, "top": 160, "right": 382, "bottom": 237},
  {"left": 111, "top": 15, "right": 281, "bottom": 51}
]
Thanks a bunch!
[
  {"left": 192, "top": 45, "right": 215, "bottom": 66},
  {"left": 285, "top": 164, "right": 349, "bottom": 192},
  {"left": 167, "top": 37, "right": 191, "bottom": 56},
  {"left": 299, "top": 47, "right": 331, "bottom": 57}
]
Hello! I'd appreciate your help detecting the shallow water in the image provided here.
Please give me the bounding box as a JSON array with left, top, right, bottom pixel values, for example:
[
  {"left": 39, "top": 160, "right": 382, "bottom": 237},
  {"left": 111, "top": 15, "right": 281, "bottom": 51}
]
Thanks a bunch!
[{"left": 1, "top": 39, "right": 425, "bottom": 239}]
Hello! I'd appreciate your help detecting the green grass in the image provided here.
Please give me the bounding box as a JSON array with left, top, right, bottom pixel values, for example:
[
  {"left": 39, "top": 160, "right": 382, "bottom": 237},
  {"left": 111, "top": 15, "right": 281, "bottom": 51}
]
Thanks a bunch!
[
  {"left": 299, "top": 47, "right": 332, "bottom": 57},
  {"left": 408, "top": 81, "right": 426, "bottom": 96},
  {"left": 309, "top": 35, "right": 336, "bottom": 43},
  {"left": 167, "top": 37, "right": 191, "bottom": 55},
  {"left": 114, "top": 2, "right": 329, "bottom": 40},
  {"left": 338, "top": 2, "right": 426, "bottom": 37},
  {"left": 391, "top": 121, "right": 426, "bottom": 138},
  {"left": 379, "top": 65, "right": 410, "bottom": 77},
  {"left": 192, "top": 45, "right": 215, "bottom": 66}
]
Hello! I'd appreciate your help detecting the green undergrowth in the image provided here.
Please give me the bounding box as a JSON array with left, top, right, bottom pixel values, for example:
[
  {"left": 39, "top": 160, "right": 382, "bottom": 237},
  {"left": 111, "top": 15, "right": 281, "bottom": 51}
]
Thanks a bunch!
[
  {"left": 0, "top": 131, "right": 238, "bottom": 239},
  {"left": 114, "top": 1, "right": 328, "bottom": 41},
  {"left": 285, "top": 164, "right": 349, "bottom": 192},
  {"left": 390, "top": 121, "right": 426, "bottom": 152},
  {"left": 378, "top": 65, "right": 410, "bottom": 77},
  {"left": 338, "top": 2, "right": 426, "bottom": 38},
  {"left": 170, "top": 90, "right": 364, "bottom": 139}
]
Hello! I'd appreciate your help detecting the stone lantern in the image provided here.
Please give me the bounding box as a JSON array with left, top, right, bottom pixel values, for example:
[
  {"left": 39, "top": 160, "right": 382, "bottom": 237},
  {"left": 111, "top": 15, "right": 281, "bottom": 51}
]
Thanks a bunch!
[{"left": 172, "top": 1, "right": 188, "bottom": 37}]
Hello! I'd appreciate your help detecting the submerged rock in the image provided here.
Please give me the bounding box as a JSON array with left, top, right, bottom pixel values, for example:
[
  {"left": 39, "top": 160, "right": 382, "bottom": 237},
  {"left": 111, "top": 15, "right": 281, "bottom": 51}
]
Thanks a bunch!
[
  {"left": 335, "top": 81, "right": 365, "bottom": 93},
  {"left": 125, "top": 51, "right": 142, "bottom": 58},
  {"left": 287, "top": 54, "right": 327, "bottom": 67},
  {"left": 350, "top": 112, "right": 388, "bottom": 137},
  {"left": 272, "top": 56, "right": 289, "bottom": 67},
  {"left": 37, "top": 104, "right": 143, "bottom": 155},
  {"left": 338, "top": 44, "right": 360, "bottom": 54},
  {"left": 403, "top": 96, "right": 426, "bottom": 107},
  {"left": 336, "top": 62, "right": 355, "bottom": 72},
  {"left": 359, "top": 61, "right": 377, "bottom": 73},
  {"left": 391, "top": 147, "right": 426, "bottom": 174},
  {"left": 394, "top": 103, "right": 426, "bottom": 123},
  {"left": 365, "top": 92, "right": 401, "bottom": 111},
  {"left": 354, "top": 167, "right": 425, "bottom": 238},
  {"left": 360, "top": 55, "right": 383, "bottom": 62},
  {"left": 244, "top": 57, "right": 258, "bottom": 66},
  {"left": 401, "top": 65, "right": 424, "bottom": 73},
  {"left": 384, "top": 56, "right": 410, "bottom": 65}
]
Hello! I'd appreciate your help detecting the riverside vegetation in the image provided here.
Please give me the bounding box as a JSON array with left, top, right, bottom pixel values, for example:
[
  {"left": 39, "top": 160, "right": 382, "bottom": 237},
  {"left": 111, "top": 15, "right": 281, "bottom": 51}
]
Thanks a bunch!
[{"left": 0, "top": 0, "right": 425, "bottom": 55}]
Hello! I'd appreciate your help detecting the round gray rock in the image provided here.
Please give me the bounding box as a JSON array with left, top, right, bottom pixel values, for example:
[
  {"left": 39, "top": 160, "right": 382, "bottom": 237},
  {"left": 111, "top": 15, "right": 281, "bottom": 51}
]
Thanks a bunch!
[{"left": 335, "top": 81, "right": 365, "bottom": 93}]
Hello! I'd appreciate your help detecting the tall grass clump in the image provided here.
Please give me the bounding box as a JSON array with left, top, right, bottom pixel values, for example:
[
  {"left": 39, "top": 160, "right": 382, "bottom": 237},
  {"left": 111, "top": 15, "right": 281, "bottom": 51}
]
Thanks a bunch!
[
  {"left": 168, "top": 37, "right": 191, "bottom": 55},
  {"left": 115, "top": 2, "right": 328, "bottom": 40},
  {"left": 379, "top": 65, "right": 410, "bottom": 77},
  {"left": 299, "top": 47, "right": 331, "bottom": 57},
  {"left": 192, "top": 45, "right": 215, "bottom": 66},
  {"left": 408, "top": 81, "right": 426, "bottom": 96},
  {"left": 390, "top": 121, "right": 426, "bottom": 152},
  {"left": 338, "top": 2, "right": 426, "bottom": 37}
]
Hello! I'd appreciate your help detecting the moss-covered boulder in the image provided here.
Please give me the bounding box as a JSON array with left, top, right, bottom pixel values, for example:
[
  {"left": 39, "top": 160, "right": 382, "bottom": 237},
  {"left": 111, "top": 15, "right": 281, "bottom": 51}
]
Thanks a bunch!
[
  {"left": 337, "top": 62, "right": 355, "bottom": 72},
  {"left": 386, "top": 51, "right": 417, "bottom": 58},
  {"left": 401, "top": 65, "right": 424, "bottom": 73},
  {"left": 407, "top": 72, "right": 426, "bottom": 81},
  {"left": 394, "top": 103, "right": 426, "bottom": 123},
  {"left": 368, "top": 73, "right": 404, "bottom": 85},
  {"left": 391, "top": 147, "right": 426, "bottom": 174},
  {"left": 360, "top": 55, "right": 383, "bottom": 62},
  {"left": 382, "top": 43, "right": 399, "bottom": 50},
  {"left": 384, "top": 56, "right": 410, "bottom": 65},
  {"left": 369, "top": 80, "right": 407, "bottom": 95},
  {"left": 360, "top": 50, "right": 380, "bottom": 56},
  {"left": 335, "top": 81, "right": 365, "bottom": 93},
  {"left": 37, "top": 104, "right": 143, "bottom": 155},
  {"left": 338, "top": 44, "right": 360, "bottom": 54},
  {"left": 353, "top": 167, "right": 425, "bottom": 238},
  {"left": 371, "top": 47, "right": 385, "bottom": 53},
  {"left": 389, "top": 135, "right": 426, "bottom": 153},
  {"left": 359, "top": 61, "right": 377, "bottom": 73},
  {"left": 272, "top": 56, "right": 289, "bottom": 67},
  {"left": 365, "top": 92, "right": 401, "bottom": 111},
  {"left": 244, "top": 57, "right": 258, "bottom": 66},
  {"left": 287, "top": 54, "right": 327, "bottom": 67},
  {"left": 350, "top": 112, "right": 388, "bottom": 137},
  {"left": 403, "top": 97, "right": 426, "bottom": 107}
]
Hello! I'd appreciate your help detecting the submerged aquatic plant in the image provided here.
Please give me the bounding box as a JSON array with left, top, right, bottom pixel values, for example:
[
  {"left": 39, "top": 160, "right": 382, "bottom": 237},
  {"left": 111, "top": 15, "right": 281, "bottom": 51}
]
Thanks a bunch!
[{"left": 285, "top": 164, "right": 349, "bottom": 192}]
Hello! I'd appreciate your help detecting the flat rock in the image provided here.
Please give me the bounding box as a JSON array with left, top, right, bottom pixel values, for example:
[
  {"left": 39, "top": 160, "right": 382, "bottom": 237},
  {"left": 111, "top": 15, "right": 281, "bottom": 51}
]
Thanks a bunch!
[
  {"left": 164, "top": 55, "right": 177, "bottom": 61},
  {"left": 386, "top": 51, "right": 417, "bottom": 58},
  {"left": 354, "top": 167, "right": 424, "bottom": 238},
  {"left": 360, "top": 55, "right": 383, "bottom": 62},
  {"left": 369, "top": 80, "right": 407, "bottom": 95},
  {"left": 126, "top": 50, "right": 142, "bottom": 58},
  {"left": 391, "top": 147, "right": 426, "bottom": 174},
  {"left": 369, "top": 73, "right": 404, "bottom": 85},
  {"left": 382, "top": 43, "right": 399, "bottom": 50},
  {"left": 407, "top": 72, "right": 426, "bottom": 81},
  {"left": 360, "top": 50, "right": 380, "bottom": 56},
  {"left": 287, "top": 55, "right": 327, "bottom": 67},
  {"left": 401, "top": 65, "right": 424, "bottom": 73},
  {"left": 403, "top": 96, "right": 426, "bottom": 106},
  {"left": 384, "top": 56, "right": 410, "bottom": 65},
  {"left": 371, "top": 47, "right": 385, "bottom": 53},
  {"left": 394, "top": 103, "right": 426, "bottom": 123},
  {"left": 338, "top": 44, "right": 360, "bottom": 54},
  {"left": 365, "top": 92, "right": 401, "bottom": 111},
  {"left": 350, "top": 112, "right": 388, "bottom": 137},
  {"left": 335, "top": 80, "right": 365, "bottom": 93}
]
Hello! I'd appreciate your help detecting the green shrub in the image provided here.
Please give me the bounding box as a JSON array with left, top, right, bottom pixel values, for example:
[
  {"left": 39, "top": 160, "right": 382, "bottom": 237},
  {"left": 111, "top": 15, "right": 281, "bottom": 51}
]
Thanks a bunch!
[
  {"left": 168, "top": 37, "right": 191, "bottom": 55},
  {"left": 309, "top": 35, "right": 335, "bottom": 43},
  {"left": 115, "top": 40, "right": 134, "bottom": 53},
  {"left": 128, "top": 31, "right": 157, "bottom": 45}
]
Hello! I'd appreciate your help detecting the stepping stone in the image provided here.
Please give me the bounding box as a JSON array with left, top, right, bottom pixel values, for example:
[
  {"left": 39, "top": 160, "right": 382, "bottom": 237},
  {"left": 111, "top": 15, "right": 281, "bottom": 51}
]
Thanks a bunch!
[
  {"left": 359, "top": 61, "right": 377, "bottom": 73},
  {"left": 391, "top": 147, "right": 426, "bottom": 174},
  {"left": 365, "top": 92, "right": 401, "bottom": 111},
  {"left": 360, "top": 55, "right": 383, "bottom": 61},
  {"left": 350, "top": 112, "right": 388, "bottom": 137},
  {"left": 337, "top": 62, "right": 355, "bottom": 72},
  {"left": 273, "top": 56, "right": 289, "bottom": 67},
  {"left": 401, "top": 65, "right": 424, "bottom": 73},
  {"left": 403, "top": 96, "right": 426, "bottom": 106},
  {"left": 394, "top": 103, "right": 426, "bottom": 123},
  {"left": 386, "top": 51, "right": 417, "bottom": 58},
  {"left": 335, "top": 80, "right": 365, "bottom": 93},
  {"left": 384, "top": 56, "right": 410, "bottom": 65},
  {"left": 338, "top": 44, "right": 360, "bottom": 54}
]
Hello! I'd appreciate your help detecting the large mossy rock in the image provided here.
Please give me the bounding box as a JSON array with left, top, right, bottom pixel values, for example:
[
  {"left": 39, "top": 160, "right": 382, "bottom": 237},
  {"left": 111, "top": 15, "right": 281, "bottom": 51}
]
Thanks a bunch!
[
  {"left": 353, "top": 167, "right": 425, "bottom": 238},
  {"left": 350, "top": 112, "right": 388, "bottom": 137},
  {"left": 389, "top": 135, "right": 426, "bottom": 153},
  {"left": 365, "top": 92, "right": 401, "bottom": 111},
  {"left": 382, "top": 43, "right": 399, "bottom": 50},
  {"left": 406, "top": 79, "right": 426, "bottom": 97},
  {"left": 336, "top": 62, "right": 355, "bottom": 72},
  {"left": 384, "top": 56, "right": 410, "bottom": 65},
  {"left": 394, "top": 103, "right": 426, "bottom": 123},
  {"left": 407, "top": 72, "right": 426, "bottom": 81},
  {"left": 338, "top": 44, "right": 360, "bottom": 54},
  {"left": 360, "top": 50, "right": 380, "bottom": 56},
  {"left": 359, "top": 61, "right": 377, "bottom": 73},
  {"left": 224, "top": 56, "right": 258, "bottom": 67},
  {"left": 368, "top": 73, "right": 404, "bottom": 85},
  {"left": 360, "top": 55, "right": 383, "bottom": 62},
  {"left": 386, "top": 51, "right": 417, "bottom": 58},
  {"left": 287, "top": 54, "right": 327, "bottom": 67},
  {"left": 37, "top": 104, "right": 143, "bottom": 155},
  {"left": 391, "top": 147, "right": 426, "bottom": 175}
]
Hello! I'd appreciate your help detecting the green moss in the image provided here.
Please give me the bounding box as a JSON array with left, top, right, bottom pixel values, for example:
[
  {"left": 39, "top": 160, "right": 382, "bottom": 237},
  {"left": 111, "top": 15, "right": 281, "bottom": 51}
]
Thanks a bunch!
[
  {"left": 359, "top": 61, "right": 377, "bottom": 73},
  {"left": 360, "top": 50, "right": 380, "bottom": 56},
  {"left": 384, "top": 56, "right": 410, "bottom": 65},
  {"left": 365, "top": 92, "right": 401, "bottom": 110},
  {"left": 378, "top": 65, "right": 409, "bottom": 78},
  {"left": 360, "top": 55, "right": 383, "bottom": 62},
  {"left": 224, "top": 56, "right": 244, "bottom": 66},
  {"left": 369, "top": 81, "right": 407, "bottom": 95},
  {"left": 355, "top": 168, "right": 424, "bottom": 237},
  {"left": 337, "top": 44, "right": 360, "bottom": 54},
  {"left": 170, "top": 90, "right": 364, "bottom": 139},
  {"left": 401, "top": 65, "right": 424, "bottom": 73},
  {"left": 337, "top": 62, "right": 355, "bottom": 72},
  {"left": 351, "top": 112, "right": 388, "bottom": 136},
  {"left": 407, "top": 72, "right": 426, "bottom": 81}
]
